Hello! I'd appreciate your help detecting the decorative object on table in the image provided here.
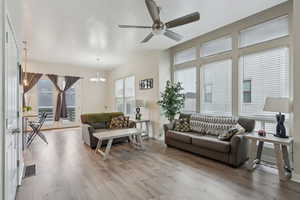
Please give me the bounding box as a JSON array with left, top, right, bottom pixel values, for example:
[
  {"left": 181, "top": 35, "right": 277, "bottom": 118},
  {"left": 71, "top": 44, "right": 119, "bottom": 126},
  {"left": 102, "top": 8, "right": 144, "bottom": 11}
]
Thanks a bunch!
[
  {"left": 263, "top": 97, "right": 292, "bottom": 138},
  {"left": 89, "top": 58, "right": 106, "bottom": 82},
  {"left": 158, "top": 80, "right": 185, "bottom": 122},
  {"left": 258, "top": 129, "right": 267, "bottom": 137},
  {"left": 135, "top": 99, "right": 146, "bottom": 120},
  {"left": 23, "top": 106, "right": 32, "bottom": 113},
  {"left": 139, "top": 78, "right": 153, "bottom": 89}
]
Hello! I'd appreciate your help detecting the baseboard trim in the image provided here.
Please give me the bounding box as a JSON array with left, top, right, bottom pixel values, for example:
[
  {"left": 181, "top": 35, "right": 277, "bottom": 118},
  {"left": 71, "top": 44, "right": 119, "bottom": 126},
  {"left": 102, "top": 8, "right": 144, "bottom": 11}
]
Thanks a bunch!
[{"left": 292, "top": 173, "right": 300, "bottom": 183}]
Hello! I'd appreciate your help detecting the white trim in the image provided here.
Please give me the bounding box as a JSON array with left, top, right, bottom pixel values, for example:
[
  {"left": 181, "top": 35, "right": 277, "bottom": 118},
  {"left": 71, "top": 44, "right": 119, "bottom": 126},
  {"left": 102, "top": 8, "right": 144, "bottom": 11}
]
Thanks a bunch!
[{"left": 291, "top": 173, "right": 300, "bottom": 183}]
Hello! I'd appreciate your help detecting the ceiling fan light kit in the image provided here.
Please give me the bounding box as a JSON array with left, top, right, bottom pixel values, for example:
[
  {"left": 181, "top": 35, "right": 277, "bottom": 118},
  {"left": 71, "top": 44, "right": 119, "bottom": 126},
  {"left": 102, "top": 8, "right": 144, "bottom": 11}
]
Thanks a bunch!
[{"left": 118, "top": 0, "right": 200, "bottom": 43}]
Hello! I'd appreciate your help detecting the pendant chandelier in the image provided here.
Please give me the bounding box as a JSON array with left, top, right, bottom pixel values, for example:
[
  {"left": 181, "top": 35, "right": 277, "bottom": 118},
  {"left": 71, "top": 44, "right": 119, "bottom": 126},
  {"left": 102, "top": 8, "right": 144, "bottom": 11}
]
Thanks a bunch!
[{"left": 89, "top": 58, "right": 106, "bottom": 82}]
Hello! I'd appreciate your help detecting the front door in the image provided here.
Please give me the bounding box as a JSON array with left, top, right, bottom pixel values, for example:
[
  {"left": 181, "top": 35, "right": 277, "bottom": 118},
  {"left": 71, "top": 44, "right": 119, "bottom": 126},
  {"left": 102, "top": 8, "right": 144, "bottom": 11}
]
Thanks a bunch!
[{"left": 4, "top": 14, "right": 20, "bottom": 200}]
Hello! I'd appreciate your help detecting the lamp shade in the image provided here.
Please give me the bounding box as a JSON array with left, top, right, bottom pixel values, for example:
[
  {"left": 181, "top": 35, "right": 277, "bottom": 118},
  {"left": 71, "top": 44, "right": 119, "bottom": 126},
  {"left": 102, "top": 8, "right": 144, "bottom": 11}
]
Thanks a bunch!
[
  {"left": 135, "top": 100, "right": 146, "bottom": 108},
  {"left": 263, "top": 97, "right": 292, "bottom": 113}
]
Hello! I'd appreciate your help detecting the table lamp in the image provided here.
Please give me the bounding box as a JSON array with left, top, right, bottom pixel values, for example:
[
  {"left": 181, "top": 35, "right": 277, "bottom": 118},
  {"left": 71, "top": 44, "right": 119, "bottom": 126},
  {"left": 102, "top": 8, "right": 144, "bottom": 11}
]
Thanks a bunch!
[
  {"left": 263, "top": 97, "right": 292, "bottom": 138},
  {"left": 135, "top": 100, "right": 146, "bottom": 120}
]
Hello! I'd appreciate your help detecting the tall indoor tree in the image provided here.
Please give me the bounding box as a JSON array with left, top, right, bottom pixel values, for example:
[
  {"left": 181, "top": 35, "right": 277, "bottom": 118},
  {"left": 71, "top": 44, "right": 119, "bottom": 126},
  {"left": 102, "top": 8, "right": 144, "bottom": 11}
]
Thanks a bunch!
[{"left": 158, "top": 81, "right": 185, "bottom": 122}]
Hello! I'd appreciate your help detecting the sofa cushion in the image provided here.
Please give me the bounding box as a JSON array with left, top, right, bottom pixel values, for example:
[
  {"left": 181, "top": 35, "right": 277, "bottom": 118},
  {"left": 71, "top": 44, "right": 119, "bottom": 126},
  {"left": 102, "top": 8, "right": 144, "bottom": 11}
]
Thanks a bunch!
[
  {"left": 89, "top": 122, "right": 107, "bottom": 129},
  {"left": 190, "top": 114, "right": 238, "bottom": 135},
  {"left": 192, "top": 135, "right": 231, "bottom": 153},
  {"left": 166, "top": 130, "right": 192, "bottom": 144},
  {"left": 174, "top": 118, "right": 191, "bottom": 132},
  {"left": 109, "top": 116, "right": 125, "bottom": 129},
  {"left": 81, "top": 112, "right": 124, "bottom": 124}
]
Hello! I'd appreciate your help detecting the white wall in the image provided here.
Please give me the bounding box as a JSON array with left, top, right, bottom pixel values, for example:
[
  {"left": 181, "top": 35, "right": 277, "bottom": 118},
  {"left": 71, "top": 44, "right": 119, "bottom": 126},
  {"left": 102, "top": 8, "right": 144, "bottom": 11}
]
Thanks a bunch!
[
  {"left": 27, "top": 60, "right": 109, "bottom": 115},
  {"left": 107, "top": 50, "right": 171, "bottom": 138}
]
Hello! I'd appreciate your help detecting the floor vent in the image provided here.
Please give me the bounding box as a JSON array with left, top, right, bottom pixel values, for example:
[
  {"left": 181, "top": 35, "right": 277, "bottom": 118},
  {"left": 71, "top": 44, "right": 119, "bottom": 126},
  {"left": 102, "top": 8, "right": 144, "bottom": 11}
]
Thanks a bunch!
[{"left": 24, "top": 164, "right": 36, "bottom": 178}]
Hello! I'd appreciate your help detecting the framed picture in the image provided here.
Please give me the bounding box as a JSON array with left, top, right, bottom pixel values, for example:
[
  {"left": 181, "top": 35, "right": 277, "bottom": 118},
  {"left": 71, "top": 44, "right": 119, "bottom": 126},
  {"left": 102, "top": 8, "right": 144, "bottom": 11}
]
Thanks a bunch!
[{"left": 139, "top": 78, "right": 153, "bottom": 90}]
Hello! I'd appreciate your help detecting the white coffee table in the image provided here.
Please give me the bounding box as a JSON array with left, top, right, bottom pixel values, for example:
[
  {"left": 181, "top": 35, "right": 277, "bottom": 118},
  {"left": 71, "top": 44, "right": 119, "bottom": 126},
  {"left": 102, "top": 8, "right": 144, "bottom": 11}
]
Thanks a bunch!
[{"left": 93, "top": 128, "right": 144, "bottom": 160}]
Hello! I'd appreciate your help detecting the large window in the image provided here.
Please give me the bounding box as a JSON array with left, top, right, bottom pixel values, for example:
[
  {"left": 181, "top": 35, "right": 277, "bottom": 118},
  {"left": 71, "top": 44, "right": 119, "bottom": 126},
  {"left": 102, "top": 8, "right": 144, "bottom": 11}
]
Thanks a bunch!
[
  {"left": 200, "top": 59, "right": 232, "bottom": 115},
  {"left": 239, "top": 47, "right": 289, "bottom": 117},
  {"left": 200, "top": 36, "right": 232, "bottom": 57},
  {"left": 37, "top": 79, "right": 54, "bottom": 122},
  {"left": 239, "top": 15, "right": 289, "bottom": 48},
  {"left": 174, "top": 67, "right": 196, "bottom": 112},
  {"left": 174, "top": 48, "right": 196, "bottom": 65},
  {"left": 115, "top": 76, "right": 135, "bottom": 116},
  {"left": 171, "top": 12, "right": 291, "bottom": 137}
]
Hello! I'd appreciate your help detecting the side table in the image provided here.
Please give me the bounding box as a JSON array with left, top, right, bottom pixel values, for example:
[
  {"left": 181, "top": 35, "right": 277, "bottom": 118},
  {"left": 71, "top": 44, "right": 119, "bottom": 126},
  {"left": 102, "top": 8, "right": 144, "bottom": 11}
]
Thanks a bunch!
[
  {"left": 245, "top": 132, "right": 294, "bottom": 181},
  {"left": 132, "top": 119, "right": 151, "bottom": 138}
]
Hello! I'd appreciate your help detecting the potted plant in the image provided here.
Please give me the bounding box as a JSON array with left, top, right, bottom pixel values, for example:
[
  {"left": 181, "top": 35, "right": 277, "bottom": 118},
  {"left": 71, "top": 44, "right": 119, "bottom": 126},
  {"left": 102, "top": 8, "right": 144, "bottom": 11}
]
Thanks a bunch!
[{"left": 158, "top": 80, "right": 185, "bottom": 122}]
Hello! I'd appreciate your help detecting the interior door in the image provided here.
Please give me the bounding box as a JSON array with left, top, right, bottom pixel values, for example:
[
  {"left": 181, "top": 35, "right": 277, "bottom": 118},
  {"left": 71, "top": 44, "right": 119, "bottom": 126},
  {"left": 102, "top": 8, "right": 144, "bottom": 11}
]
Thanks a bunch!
[{"left": 4, "top": 14, "right": 20, "bottom": 200}]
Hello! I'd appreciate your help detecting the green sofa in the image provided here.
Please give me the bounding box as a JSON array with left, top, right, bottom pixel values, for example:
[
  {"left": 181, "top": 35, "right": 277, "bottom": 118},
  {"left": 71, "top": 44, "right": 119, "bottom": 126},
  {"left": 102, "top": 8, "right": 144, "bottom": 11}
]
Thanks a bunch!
[{"left": 81, "top": 112, "right": 136, "bottom": 148}]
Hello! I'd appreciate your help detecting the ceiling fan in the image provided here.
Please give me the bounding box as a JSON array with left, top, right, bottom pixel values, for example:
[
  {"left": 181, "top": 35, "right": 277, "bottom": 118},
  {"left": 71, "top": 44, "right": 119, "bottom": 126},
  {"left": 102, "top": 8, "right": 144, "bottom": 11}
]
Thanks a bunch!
[{"left": 118, "top": 0, "right": 200, "bottom": 43}]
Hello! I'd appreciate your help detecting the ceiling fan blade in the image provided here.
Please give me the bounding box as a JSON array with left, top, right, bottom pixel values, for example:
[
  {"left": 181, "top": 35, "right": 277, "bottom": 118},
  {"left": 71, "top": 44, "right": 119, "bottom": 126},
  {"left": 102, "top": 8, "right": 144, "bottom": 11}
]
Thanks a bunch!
[
  {"left": 164, "top": 30, "right": 183, "bottom": 42},
  {"left": 145, "top": 0, "right": 160, "bottom": 22},
  {"left": 165, "top": 12, "right": 200, "bottom": 29},
  {"left": 141, "top": 32, "right": 154, "bottom": 43},
  {"left": 118, "top": 25, "right": 152, "bottom": 29}
]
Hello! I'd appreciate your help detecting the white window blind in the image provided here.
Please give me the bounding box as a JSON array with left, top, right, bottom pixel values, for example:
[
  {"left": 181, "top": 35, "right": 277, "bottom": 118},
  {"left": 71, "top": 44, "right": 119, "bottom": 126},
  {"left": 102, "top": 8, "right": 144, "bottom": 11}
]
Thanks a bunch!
[
  {"left": 239, "top": 47, "right": 289, "bottom": 117},
  {"left": 240, "top": 15, "right": 289, "bottom": 48},
  {"left": 124, "top": 76, "right": 135, "bottom": 116},
  {"left": 200, "top": 59, "right": 232, "bottom": 115},
  {"left": 200, "top": 36, "right": 232, "bottom": 57},
  {"left": 115, "top": 79, "right": 124, "bottom": 113},
  {"left": 174, "top": 48, "right": 196, "bottom": 65},
  {"left": 115, "top": 76, "right": 135, "bottom": 115},
  {"left": 174, "top": 67, "right": 197, "bottom": 112}
]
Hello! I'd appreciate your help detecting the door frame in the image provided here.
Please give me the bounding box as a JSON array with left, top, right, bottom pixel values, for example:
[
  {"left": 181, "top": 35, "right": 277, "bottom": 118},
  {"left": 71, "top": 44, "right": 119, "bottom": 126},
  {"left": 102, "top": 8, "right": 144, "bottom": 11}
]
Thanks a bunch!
[{"left": 1, "top": 4, "right": 23, "bottom": 200}]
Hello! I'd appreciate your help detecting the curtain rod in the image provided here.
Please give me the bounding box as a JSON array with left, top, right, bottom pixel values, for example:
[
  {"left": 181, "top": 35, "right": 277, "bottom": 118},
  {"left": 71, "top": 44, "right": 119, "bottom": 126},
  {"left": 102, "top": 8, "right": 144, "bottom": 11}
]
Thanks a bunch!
[{"left": 23, "top": 72, "right": 84, "bottom": 79}]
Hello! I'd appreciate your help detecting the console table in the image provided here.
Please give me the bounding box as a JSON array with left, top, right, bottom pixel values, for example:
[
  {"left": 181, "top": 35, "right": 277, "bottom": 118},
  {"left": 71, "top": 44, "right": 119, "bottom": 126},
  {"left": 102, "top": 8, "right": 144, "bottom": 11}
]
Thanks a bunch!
[
  {"left": 245, "top": 132, "right": 294, "bottom": 181},
  {"left": 132, "top": 119, "right": 151, "bottom": 138}
]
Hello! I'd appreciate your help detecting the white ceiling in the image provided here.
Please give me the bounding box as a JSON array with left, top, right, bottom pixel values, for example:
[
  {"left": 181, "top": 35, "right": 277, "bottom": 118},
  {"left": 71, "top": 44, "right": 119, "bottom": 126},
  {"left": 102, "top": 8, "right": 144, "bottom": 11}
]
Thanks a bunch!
[{"left": 22, "top": 0, "right": 287, "bottom": 69}]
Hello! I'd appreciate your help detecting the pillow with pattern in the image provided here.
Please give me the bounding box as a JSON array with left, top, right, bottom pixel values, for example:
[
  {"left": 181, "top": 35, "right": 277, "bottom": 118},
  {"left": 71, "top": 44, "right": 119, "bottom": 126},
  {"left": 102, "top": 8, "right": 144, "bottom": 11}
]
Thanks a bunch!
[
  {"left": 218, "top": 123, "right": 246, "bottom": 141},
  {"left": 174, "top": 118, "right": 191, "bottom": 132},
  {"left": 109, "top": 116, "right": 125, "bottom": 129},
  {"left": 123, "top": 116, "right": 130, "bottom": 128}
]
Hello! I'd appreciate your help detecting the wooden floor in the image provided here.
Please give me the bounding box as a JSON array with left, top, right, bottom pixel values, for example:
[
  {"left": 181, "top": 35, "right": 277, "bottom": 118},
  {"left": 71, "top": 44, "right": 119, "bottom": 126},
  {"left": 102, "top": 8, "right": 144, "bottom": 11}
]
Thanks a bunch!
[{"left": 17, "top": 128, "right": 300, "bottom": 200}]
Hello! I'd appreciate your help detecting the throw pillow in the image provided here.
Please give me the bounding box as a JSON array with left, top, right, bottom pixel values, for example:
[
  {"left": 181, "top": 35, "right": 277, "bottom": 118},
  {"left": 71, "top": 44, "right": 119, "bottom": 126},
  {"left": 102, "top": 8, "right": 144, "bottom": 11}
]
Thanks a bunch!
[
  {"left": 123, "top": 116, "right": 130, "bottom": 128},
  {"left": 174, "top": 118, "right": 191, "bottom": 132},
  {"left": 89, "top": 122, "right": 107, "bottom": 129},
  {"left": 218, "top": 127, "right": 239, "bottom": 141},
  {"left": 109, "top": 116, "right": 125, "bottom": 129},
  {"left": 218, "top": 123, "right": 246, "bottom": 141}
]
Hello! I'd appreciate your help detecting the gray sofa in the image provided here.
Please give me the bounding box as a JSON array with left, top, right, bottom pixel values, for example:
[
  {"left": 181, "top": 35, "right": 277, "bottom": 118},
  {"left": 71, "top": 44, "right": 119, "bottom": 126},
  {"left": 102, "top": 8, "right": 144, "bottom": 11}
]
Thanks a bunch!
[{"left": 164, "top": 115, "right": 255, "bottom": 167}]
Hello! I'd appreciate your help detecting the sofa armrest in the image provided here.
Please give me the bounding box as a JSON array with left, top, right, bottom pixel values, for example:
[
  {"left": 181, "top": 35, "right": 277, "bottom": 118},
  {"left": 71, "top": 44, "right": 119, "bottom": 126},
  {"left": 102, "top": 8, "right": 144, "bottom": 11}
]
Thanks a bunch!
[
  {"left": 163, "top": 122, "right": 175, "bottom": 140},
  {"left": 82, "top": 124, "right": 94, "bottom": 146},
  {"left": 128, "top": 120, "right": 136, "bottom": 128},
  {"left": 229, "top": 134, "right": 249, "bottom": 167}
]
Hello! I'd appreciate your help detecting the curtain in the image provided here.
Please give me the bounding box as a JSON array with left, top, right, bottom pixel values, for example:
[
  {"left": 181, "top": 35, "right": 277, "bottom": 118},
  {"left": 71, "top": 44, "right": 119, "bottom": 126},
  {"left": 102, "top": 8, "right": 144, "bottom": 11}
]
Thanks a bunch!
[
  {"left": 47, "top": 74, "right": 80, "bottom": 121},
  {"left": 23, "top": 72, "right": 43, "bottom": 106}
]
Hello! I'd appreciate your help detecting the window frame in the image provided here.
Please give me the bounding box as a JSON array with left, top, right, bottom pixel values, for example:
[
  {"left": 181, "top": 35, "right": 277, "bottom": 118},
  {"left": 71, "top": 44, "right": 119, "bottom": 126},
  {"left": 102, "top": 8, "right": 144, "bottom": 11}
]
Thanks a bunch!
[
  {"left": 171, "top": 11, "right": 291, "bottom": 132},
  {"left": 242, "top": 79, "right": 252, "bottom": 104},
  {"left": 114, "top": 76, "right": 136, "bottom": 116}
]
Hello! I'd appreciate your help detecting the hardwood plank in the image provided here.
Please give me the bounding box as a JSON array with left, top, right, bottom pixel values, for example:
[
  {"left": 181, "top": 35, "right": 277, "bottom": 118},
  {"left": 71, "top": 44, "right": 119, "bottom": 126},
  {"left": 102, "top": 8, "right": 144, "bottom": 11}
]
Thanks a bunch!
[{"left": 16, "top": 128, "right": 300, "bottom": 200}]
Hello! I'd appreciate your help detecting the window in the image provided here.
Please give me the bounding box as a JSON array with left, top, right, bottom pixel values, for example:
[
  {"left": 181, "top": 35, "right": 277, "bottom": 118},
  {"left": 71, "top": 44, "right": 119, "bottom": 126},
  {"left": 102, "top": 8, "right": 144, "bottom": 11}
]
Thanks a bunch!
[
  {"left": 204, "top": 84, "right": 213, "bottom": 103},
  {"left": 200, "top": 59, "right": 232, "bottom": 115},
  {"left": 115, "top": 79, "right": 124, "bottom": 113},
  {"left": 174, "top": 67, "right": 197, "bottom": 112},
  {"left": 124, "top": 76, "right": 135, "bottom": 116},
  {"left": 174, "top": 48, "right": 196, "bottom": 65},
  {"left": 65, "top": 87, "right": 76, "bottom": 122},
  {"left": 37, "top": 79, "right": 54, "bottom": 122},
  {"left": 115, "top": 76, "right": 135, "bottom": 116},
  {"left": 200, "top": 36, "right": 232, "bottom": 57},
  {"left": 239, "top": 47, "right": 289, "bottom": 117},
  {"left": 243, "top": 80, "right": 252, "bottom": 103},
  {"left": 239, "top": 15, "right": 289, "bottom": 48}
]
